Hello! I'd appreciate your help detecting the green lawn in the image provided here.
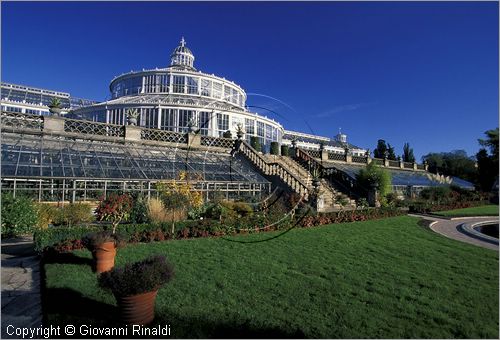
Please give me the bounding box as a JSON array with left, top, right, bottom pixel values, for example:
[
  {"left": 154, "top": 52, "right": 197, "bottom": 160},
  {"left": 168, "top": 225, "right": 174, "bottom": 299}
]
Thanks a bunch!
[
  {"left": 435, "top": 204, "right": 499, "bottom": 217},
  {"left": 43, "top": 216, "right": 499, "bottom": 338}
]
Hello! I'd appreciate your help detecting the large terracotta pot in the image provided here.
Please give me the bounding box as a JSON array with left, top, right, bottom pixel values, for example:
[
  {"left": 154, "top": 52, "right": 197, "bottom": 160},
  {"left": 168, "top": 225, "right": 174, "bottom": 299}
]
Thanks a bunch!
[
  {"left": 93, "top": 241, "right": 116, "bottom": 273},
  {"left": 116, "top": 290, "right": 158, "bottom": 325}
]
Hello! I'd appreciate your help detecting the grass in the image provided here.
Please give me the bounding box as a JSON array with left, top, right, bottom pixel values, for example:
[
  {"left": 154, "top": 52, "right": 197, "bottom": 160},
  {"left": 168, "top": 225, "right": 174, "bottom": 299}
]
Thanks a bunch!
[
  {"left": 435, "top": 204, "right": 499, "bottom": 217},
  {"left": 43, "top": 216, "right": 499, "bottom": 338}
]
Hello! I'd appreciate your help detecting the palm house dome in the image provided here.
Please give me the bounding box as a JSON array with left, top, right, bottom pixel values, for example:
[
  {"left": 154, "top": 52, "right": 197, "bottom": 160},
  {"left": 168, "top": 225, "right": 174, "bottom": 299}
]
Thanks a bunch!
[{"left": 170, "top": 37, "right": 195, "bottom": 70}]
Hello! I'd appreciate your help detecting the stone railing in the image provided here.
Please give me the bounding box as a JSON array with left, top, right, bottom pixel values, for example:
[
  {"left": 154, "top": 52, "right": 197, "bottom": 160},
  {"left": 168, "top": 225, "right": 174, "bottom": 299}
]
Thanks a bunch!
[
  {"left": 201, "top": 135, "right": 234, "bottom": 149},
  {"left": 64, "top": 117, "right": 125, "bottom": 138},
  {"left": 1, "top": 111, "right": 44, "bottom": 131},
  {"left": 328, "top": 152, "right": 345, "bottom": 161},
  {"left": 238, "top": 141, "right": 309, "bottom": 199},
  {"left": 295, "top": 148, "right": 364, "bottom": 200},
  {"left": 307, "top": 145, "right": 428, "bottom": 172},
  {"left": 141, "top": 127, "right": 187, "bottom": 144},
  {"left": 0, "top": 111, "right": 235, "bottom": 151}
]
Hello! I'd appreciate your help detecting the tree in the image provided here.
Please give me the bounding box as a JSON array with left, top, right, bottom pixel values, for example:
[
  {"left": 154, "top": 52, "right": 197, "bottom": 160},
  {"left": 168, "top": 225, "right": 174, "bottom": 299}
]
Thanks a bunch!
[
  {"left": 478, "top": 128, "right": 499, "bottom": 163},
  {"left": 95, "top": 193, "right": 133, "bottom": 234},
  {"left": 387, "top": 144, "right": 397, "bottom": 160},
  {"left": 373, "top": 139, "right": 388, "bottom": 159},
  {"left": 402, "top": 142, "right": 416, "bottom": 163},
  {"left": 476, "top": 149, "right": 496, "bottom": 191},
  {"left": 157, "top": 171, "right": 203, "bottom": 234},
  {"left": 421, "top": 150, "right": 476, "bottom": 183},
  {"left": 476, "top": 127, "right": 499, "bottom": 191},
  {"left": 355, "top": 162, "right": 392, "bottom": 197}
]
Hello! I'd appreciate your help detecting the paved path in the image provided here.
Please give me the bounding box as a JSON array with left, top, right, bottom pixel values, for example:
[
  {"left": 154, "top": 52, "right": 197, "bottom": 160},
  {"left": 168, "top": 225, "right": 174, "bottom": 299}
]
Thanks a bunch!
[
  {"left": 1, "top": 237, "right": 42, "bottom": 339},
  {"left": 410, "top": 214, "right": 499, "bottom": 251}
]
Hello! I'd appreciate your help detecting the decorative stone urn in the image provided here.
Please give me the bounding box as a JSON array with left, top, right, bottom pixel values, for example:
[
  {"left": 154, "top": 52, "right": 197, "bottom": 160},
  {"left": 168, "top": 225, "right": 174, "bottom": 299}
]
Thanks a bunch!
[{"left": 126, "top": 108, "right": 140, "bottom": 126}]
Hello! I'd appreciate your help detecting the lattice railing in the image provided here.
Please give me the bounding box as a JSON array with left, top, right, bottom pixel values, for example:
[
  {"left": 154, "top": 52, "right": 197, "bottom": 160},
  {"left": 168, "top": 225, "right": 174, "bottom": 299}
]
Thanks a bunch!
[
  {"left": 1, "top": 111, "right": 43, "bottom": 131},
  {"left": 404, "top": 162, "right": 414, "bottom": 169},
  {"left": 371, "top": 158, "right": 384, "bottom": 166},
  {"left": 328, "top": 152, "right": 345, "bottom": 161},
  {"left": 141, "top": 128, "right": 187, "bottom": 144},
  {"left": 64, "top": 118, "right": 124, "bottom": 137},
  {"left": 352, "top": 156, "right": 367, "bottom": 164},
  {"left": 417, "top": 164, "right": 425, "bottom": 170},
  {"left": 200, "top": 136, "right": 234, "bottom": 149},
  {"left": 306, "top": 149, "right": 321, "bottom": 158}
]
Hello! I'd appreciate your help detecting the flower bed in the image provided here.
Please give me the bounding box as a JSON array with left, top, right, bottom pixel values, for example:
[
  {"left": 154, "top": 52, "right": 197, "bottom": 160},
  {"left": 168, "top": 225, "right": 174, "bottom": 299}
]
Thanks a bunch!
[{"left": 34, "top": 207, "right": 405, "bottom": 253}]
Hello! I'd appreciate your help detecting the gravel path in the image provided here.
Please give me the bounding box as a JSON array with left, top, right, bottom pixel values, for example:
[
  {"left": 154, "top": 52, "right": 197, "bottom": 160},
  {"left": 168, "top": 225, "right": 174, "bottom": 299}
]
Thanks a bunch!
[{"left": 410, "top": 214, "right": 499, "bottom": 251}]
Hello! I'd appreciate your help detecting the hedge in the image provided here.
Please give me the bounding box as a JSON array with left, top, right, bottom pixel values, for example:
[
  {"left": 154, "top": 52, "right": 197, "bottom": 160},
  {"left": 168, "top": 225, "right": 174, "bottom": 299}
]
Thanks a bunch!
[
  {"left": 408, "top": 200, "right": 490, "bottom": 214},
  {"left": 33, "top": 221, "right": 197, "bottom": 253},
  {"left": 34, "top": 206, "right": 405, "bottom": 253}
]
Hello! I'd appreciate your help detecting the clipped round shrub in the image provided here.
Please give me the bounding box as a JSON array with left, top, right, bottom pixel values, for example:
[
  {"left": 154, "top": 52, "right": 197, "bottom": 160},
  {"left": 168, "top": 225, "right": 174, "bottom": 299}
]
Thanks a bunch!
[
  {"left": 281, "top": 145, "right": 290, "bottom": 157},
  {"left": 270, "top": 141, "right": 280, "bottom": 155}
]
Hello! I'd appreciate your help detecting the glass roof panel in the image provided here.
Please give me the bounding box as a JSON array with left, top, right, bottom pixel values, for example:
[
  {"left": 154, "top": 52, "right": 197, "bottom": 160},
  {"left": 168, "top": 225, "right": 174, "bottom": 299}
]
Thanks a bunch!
[{"left": 1, "top": 132, "right": 268, "bottom": 184}]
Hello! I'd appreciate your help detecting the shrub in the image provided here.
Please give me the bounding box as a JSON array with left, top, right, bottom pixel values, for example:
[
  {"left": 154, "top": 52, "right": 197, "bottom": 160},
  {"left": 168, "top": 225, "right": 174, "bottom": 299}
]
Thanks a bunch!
[
  {"left": 82, "top": 230, "right": 126, "bottom": 250},
  {"left": 230, "top": 201, "right": 254, "bottom": 217},
  {"left": 130, "top": 195, "right": 149, "bottom": 224},
  {"left": 419, "top": 186, "right": 451, "bottom": 203},
  {"left": 34, "top": 225, "right": 98, "bottom": 252},
  {"left": 250, "top": 136, "right": 261, "bottom": 152},
  {"left": 356, "top": 162, "right": 392, "bottom": 197},
  {"left": 270, "top": 142, "right": 280, "bottom": 155},
  {"left": 147, "top": 198, "right": 170, "bottom": 224},
  {"left": 33, "top": 221, "right": 198, "bottom": 253},
  {"left": 222, "top": 130, "right": 232, "bottom": 138},
  {"left": 36, "top": 203, "right": 59, "bottom": 229},
  {"left": 53, "top": 203, "right": 93, "bottom": 227},
  {"left": 95, "top": 194, "right": 133, "bottom": 233},
  {"left": 281, "top": 145, "right": 290, "bottom": 157},
  {"left": 1, "top": 193, "right": 38, "bottom": 237},
  {"left": 98, "top": 255, "right": 175, "bottom": 296}
]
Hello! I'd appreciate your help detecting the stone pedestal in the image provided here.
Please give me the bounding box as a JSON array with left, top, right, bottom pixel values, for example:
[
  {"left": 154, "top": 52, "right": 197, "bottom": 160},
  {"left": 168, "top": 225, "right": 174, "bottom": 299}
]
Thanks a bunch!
[
  {"left": 321, "top": 149, "right": 328, "bottom": 161},
  {"left": 125, "top": 125, "right": 141, "bottom": 141},
  {"left": 43, "top": 116, "right": 64, "bottom": 133},
  {"left": 186, "top": 132, "right": 201, "bottom": 148}
]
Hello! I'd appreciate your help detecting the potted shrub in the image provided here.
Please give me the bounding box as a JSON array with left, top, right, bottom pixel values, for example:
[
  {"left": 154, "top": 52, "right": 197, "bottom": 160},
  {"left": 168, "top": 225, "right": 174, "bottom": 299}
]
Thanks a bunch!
[
  {"left": 48, "top": 97, "right": 63, "bottom": 116},
  {"left": 98, "top": 255, "right": 175, "bottom": 325},
  {"left": 85, "top": 194, "right": 132, "bottom": 273},
  {"left": 83, "top": 231, "right": 125, "bottom": 273}
]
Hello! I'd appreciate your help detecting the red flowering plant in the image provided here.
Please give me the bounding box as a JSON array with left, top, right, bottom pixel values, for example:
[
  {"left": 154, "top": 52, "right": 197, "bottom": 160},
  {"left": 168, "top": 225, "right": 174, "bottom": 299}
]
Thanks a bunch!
[{"left": 95, "top": 193, "right": 133, "bottom": 234}]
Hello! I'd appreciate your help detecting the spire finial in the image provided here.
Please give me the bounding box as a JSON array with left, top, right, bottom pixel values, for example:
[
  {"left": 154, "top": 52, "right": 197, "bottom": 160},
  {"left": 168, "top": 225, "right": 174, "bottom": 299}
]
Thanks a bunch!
[{"left": 180, "top": 36, "right": 186, "bottom": 47}]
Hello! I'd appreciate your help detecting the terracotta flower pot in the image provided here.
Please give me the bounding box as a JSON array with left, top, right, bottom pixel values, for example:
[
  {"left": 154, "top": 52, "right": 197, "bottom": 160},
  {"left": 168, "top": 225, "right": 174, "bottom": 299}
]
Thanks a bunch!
[
  {"left": 116, "top": 290, "right": 158, "bottom": 325},
  {"left": 93, "top": 241, "right": 116, "bottom": 273}
]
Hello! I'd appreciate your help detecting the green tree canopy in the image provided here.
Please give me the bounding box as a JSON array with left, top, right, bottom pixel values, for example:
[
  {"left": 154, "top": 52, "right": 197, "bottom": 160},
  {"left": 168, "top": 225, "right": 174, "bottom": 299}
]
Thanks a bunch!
[
  {"left": 387, "top": 144, "right": 397, "bottom": 160},
  {"left": 476, "top": 127, "right": 499, "bottom": 191},
  {"left": 373, "top": 139, "right": 388, "bottom": 159},
  {"left": 421, "top": 150, "right": 476, "bottom": 184},
  {"left": 355, "top": 162, "right": 392, "bottom": 197},
  {"left": 403, "top": 142, "right": 416, "bottom": 163}
]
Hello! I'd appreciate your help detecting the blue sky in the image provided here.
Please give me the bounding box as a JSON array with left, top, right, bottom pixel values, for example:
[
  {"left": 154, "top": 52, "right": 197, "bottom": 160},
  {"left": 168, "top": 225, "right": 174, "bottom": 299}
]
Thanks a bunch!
[{"left": 2, "top": 1, "right": 498, "bottom": 160}]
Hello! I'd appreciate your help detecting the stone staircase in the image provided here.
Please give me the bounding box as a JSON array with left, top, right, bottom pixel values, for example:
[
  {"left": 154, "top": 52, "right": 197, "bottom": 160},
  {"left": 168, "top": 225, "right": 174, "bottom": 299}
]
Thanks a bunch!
[{"left": 262, "top": 153, "right": 356, "bottom": 212}]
